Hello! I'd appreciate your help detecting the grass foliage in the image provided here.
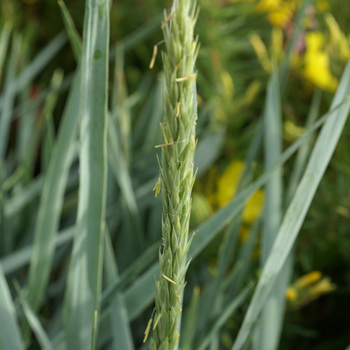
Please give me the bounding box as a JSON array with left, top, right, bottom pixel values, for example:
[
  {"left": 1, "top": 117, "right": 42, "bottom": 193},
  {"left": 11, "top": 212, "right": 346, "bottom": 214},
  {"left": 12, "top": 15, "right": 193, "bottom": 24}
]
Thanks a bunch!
[{"left": 0, "top": 0, "right": 350, "bottom": 349}]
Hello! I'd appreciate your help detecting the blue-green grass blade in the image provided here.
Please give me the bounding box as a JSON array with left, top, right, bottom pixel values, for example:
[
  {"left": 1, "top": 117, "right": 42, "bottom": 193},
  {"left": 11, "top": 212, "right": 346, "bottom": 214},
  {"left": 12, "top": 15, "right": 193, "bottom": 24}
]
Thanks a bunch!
[
  {"left": 19, "top": 293, "right": 54, "bottom": 350},
  {"left": 1, "top": 227, "right": 74, "bottom": 275},
  {"left": 0, "top": 265, "right": 24, "bottom": 350},
  {"left": 0, "top": 33, "right": 19, "bottom": 161},
  {"left": 132, "top": 79, "right": 162, "bottom": 150},
  {"left": 231, "top": 60, "right": 350, "bottom": 350},
  {"left": 124, "top": 264, "right": 159, "bottom": 321},
  {"left": 110, "top": 13, "right": 162, "bottom": 58},
  {"left": 0, "top": 22, "right": 11, "bottom": 82},
  {"left": 107, "top": 118, "right": 143, "bottom": 243},
  {"left": 197, "top": 282, "right": 254, "bottom": 350},
  {"left": 253, "top": 68, "right": 284, "bottom": 350},
  {"left": 0, "top": 33, "right": 66, "bottom": 108},
  {"left": 287, "top": 89, "right": 322, "bottom": 200},
  {"left": 64, "top": 0, "right": 110, "bottom": 348},
  {"left": 180, "top": 286, "right": 201, "bottom": 350},
  {"left": 17, "top": 85, "right": 37, "bottom": 170},
  {"left": 228, "top": 219, "right": 261, "bottom": 298},
  {"left": 101, "top": 242, "right": 159, "bottom": 305},
  {"left": 104, "top": 229, "right": 134, "bottom": 350},
  {"left": 279, "top": 0, "right": 313, "bottom": 91},
  {"left": 26, "top": 71, "right": 80, "bottom": 311},
  {"left": 58, "top": 0, "right": 82, "bottom": 61},
  {"left": 4, "top": 176, "right": 43, "bottom": 218},
  {"left": 41, "top": 69, "right": 64, "bottom": 174},
  {"left": 194, "top": 129, "right": 225, "bottom": 176}
]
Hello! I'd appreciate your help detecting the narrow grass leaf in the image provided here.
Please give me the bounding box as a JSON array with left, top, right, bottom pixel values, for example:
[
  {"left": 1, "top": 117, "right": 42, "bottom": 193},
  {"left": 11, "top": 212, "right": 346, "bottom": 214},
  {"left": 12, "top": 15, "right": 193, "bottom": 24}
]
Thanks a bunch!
[
  {"left": 232, "top": 60, "right": 350, "bottom": 350},
  {"left": 19, "top": 294, "right": 54, "bottom": 350},
  {"left": 181, "top": 286, "right": 201, "bottom": 350},
  {"left": 197, "top": 282, "right": 254, "bottom": 350},
  {"left": 107, "top": 118, "right": 143, "bottom": 246},
  {"left": 101, "top": 242, "right": 159, "bottom": 305},
  {"left": 194, "top": 129, "right": 224, "bottom": 176},
  {"left": 41, "top": 69, "right": 64, "bottom": 173},
  {"left": 26, "top": 72, "right": 80, "bottom": 311},
  {"left": 64, "top": 0, "right": 109, "bottom": 348},
  {"left": 228, "top": 220, "right": 260, "bottom": 298},
  {"left": 287, "top": 89, "right": 322, "bottom": 200},
  {"left": 104, "top": 229, "right": 134, "bottom": 350},
  {"left": 1, "top": 227, "right": 74, "bottom": 275},
  {"left": 0, "top": 22, "right": 11, "bottom": 81},
  {"left": 279, "top": 0, "right": 312, "bottom": 91},
  {"left": 124, "top": 264, "right": 159, "bottom": 321},
  {"left": 110, "top": 13, "right": 162, "bottom": 58},
  {"left": 253, "top": 68, "right": 284, "bottom": 350},
  {"left": 58, "top": 0, "right": 82, "bottom": 61},
  {"left": 0, "top": 33, "right": 66, "bottom": 107},
  {"left": 0, "top": 33, "right": 19, "bottom": 160},
  {"left": 0, "top": 265, "right": 24, "bottom": 350},
  {"left": 4, "top": 176, "right": 43, "bottom": 218}
]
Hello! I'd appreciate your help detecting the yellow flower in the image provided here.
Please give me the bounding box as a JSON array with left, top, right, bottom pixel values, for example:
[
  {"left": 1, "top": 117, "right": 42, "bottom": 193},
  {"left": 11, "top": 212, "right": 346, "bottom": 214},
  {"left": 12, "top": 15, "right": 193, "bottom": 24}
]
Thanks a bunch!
[
  {"left": 243, "top": 190, "right": 265, "bottom": 224},
  {"left": 216, "top": 161, "right": 265, "bottom": 224},
  {"left": 216, "top": 161, "right": 244, "bottom": 208},
  {"left": 255, "top": 0, "right": 295, "bottom": 27},
  {"left": 325, "top": 13, "right": 350, "bottom": 61},
  {"left": 285, "top": 287, "right": 298, "bottom": 301},
  {"left": 284, "top": 120, "right": 305, "bottom": 141},
  {"left": 286, "top": 271, "right": 336, "bottom": 305},
  {"left": 308, "top": 277, "right": 336, "bottom": 297},
  {"left": 303, "top": 31, "right": 338, "bottom": 91},
  {"left": 315, "top": 0, "right": 330, "bottom": 11},
  {"left": 295, "top": 270, "right": 322, "bottom": 289},
  {"left": 191, "top": 192, "right": 213, "bottom": 227},
  {"left": 250, "top": 34, "right": 272, "bottom": 72}
]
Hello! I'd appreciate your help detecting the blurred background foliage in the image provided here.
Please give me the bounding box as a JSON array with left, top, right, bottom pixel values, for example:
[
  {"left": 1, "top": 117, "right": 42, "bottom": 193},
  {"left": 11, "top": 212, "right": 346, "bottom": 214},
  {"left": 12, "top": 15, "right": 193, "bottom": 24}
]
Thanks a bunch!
[{"left": 1, "top": 0, "right": 350, "bottom": 349}]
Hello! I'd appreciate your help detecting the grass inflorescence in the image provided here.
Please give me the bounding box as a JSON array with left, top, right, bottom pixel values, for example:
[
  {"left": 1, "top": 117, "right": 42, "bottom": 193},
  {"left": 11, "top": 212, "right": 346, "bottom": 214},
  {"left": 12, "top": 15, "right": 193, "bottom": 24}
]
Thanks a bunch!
[{"left": 150, "top": 0, "right": 199, "bottom": 349}]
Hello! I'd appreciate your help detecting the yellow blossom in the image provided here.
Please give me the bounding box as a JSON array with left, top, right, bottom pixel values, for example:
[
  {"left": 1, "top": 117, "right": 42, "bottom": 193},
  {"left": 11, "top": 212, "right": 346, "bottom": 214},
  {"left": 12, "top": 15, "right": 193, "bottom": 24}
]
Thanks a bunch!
[
  {"left": 308, "top": 277, "right": 336, "bottom": 297},
  {"left": 284, "top": 120, "right": 305, "bottom": 141},
  {"left": 315, "top": 0, "right": 330, "bottom": 11},
  {"left": 239, "top": 226, "right": 250, "bottom": 244},
  {"left": 255, "top": 0, "right": 295, "bottom": 27},
  {"left": 216, "top": 161, "right": 244, "bottom": 208},
  {"left": 325, "top": 13, "right": 350, "bottom": 61},
  {"left": 216, "top": 161, "right": 265, "bottom": 224},
  {"left": 303, "top": 31, "right": 338, "bottom": 91},
  {"left": 191, "top": 192, "right": 213, "bottom": 227},
  {"left": 243, "top": 190, "right": 265, "bottom": 224},
  {"left": 285, "top": 287, "right": 298, "bottom": 301},
  {"left": 250, "top": 34, "right": 272, "bottom": 72},
  {"left": 286, "top": 271, "right": 336, "bottom": 305},
  {"left": 220, "top": 71, "right": 235, "bottom": 102},
  {"left": 295, "top": 270, "right": 322, "bottom": 289}
]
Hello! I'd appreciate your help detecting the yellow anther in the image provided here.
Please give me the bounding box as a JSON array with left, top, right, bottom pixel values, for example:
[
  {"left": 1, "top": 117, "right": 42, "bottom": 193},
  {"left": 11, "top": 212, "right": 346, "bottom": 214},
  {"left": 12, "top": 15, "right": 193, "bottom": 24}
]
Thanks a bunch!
[
  {"left": 153, "top": 178, "right": 161, "bottom": 198},
  {"left": 153, "top": 313, "right": 162, "bottom": 330},
  {"left": 154, "top": 141, "right": 174, "bottom": 148},
  {"left": 175, "top": 73, "right": 197, "bottom": 82},
  {"left": 149, "top": 45, "right": 158, "bottom": 69},
  {"left": 176, "top": 102, "right": 180, "bottom": 117},
  {"left": 162, "top": 274, "right": 176, "bottom": 284},
  {"left": 143, "top": 318, "right": 153, "bottom": 343},
  {"left": 162, "top": 11, "right": 174, "bottom": 29}
]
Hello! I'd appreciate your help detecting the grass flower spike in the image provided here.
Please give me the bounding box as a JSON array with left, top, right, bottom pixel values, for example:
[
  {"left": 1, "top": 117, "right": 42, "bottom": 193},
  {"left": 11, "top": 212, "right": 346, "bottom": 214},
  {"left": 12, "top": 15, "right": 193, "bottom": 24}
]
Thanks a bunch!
[{"left": 150, "top": 0, "right": 199, "bottom": 348}]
